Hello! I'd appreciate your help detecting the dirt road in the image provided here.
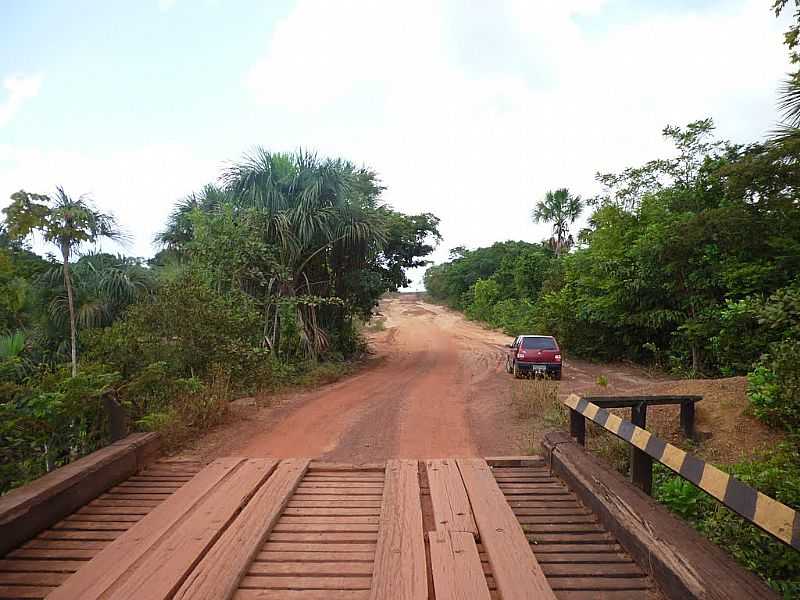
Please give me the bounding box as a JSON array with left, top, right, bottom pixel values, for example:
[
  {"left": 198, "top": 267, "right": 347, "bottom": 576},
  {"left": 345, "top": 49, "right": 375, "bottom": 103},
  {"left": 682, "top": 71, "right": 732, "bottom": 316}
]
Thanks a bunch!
[{"left": 189, "top": 294, "right": 664, "bottom": 462}]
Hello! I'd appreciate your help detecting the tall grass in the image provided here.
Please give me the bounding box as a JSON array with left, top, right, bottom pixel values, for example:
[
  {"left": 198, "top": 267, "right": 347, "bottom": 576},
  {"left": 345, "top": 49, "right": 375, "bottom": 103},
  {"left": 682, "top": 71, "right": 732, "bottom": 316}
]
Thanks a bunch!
[{"left": 511, "top": 378, "right": 566, "bottom": 427}]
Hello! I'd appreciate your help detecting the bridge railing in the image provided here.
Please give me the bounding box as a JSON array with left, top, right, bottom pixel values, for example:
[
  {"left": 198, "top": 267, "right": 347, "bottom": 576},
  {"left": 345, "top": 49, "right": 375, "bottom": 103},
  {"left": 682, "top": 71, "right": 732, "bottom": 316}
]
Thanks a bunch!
[
  {"left": 568, "top": 394, "right": 702, "bottom": 494},
  {"left": 563, "top": 393, "right": 799, "bottom": 551}
]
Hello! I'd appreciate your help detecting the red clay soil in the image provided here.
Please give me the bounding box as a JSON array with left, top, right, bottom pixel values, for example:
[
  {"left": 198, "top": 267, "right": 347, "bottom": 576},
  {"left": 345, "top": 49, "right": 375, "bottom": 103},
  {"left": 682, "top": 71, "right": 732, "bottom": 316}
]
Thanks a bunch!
[{"left": 183, "top": 295, "right": 777, "bottom": 465}]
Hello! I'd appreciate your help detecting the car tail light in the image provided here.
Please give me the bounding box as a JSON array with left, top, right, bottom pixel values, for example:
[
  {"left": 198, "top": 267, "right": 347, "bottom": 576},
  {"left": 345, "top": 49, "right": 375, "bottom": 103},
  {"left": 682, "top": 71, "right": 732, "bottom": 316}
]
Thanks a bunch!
[
  {"left": 517, "top": 352, "right": 525, "bottom": 359},
  {"left": 555, "top": 354, "right": 561, "bottom": 361}
]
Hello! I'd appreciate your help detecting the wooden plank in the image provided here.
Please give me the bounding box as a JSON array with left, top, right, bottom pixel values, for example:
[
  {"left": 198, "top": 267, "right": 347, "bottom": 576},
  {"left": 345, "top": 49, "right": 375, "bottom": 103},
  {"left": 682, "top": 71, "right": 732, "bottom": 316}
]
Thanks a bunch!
[
  {"left": 101, "top": 459, "right": 277, "bottom": 600},
  {"left": 0, "top": 559, "right": 84, "bottom": 573},
  {"left": 234, "top": 590, "right": 369, "bottom": 600},
  {"left": 0, "top": 585, "right": 54, "bottom": 598},
  {"left": 261, "top": 543, "right": 376, "bottom": 553},
  {"left": 273, "top": 522, "right": 379, "bottom": 532},
  {"left": 429, "top": 529, "right": 491, "bottom": 600},
  {"left": 239, "top": 575, "right": 371, "bottom": 589},
  {"left": 282, "top": 508, "right": 380, "bottom": 516},
  {"left": 369, "top": 459, "right": 426, "bottom": 600},
  {"left": 425, "top": 459, "right": 478, "bottom": 536},
  {"left": 248, "top": 562, "right": 373, "bottom": 576},
  {"left": 457, "top": 458, "right": 556, "bottom": 600},
  {"left": 174, "top": 458, "right": 308, "bottom": 600},
  {"left": 268, "top": 532, "right": 377, "bottom": 542},
  {"left": 0, "top": 432, "right": 159, "bottom": 556},
  {"left": 542, "top": 430, "right": 778, "bottom": 600},
  {"left": 256, "top": 551, "right": 374, "bottom": 563},
  {"left": 46, "top": 457, "right": 247, "bottom": 600}
]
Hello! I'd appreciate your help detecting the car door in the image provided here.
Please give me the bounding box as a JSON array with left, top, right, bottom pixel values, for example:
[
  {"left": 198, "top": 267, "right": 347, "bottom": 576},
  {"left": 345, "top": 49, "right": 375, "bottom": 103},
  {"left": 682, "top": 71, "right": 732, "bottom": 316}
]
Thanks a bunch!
[{"left": 509, "top": 336, "right": 520, "bottom": 366}]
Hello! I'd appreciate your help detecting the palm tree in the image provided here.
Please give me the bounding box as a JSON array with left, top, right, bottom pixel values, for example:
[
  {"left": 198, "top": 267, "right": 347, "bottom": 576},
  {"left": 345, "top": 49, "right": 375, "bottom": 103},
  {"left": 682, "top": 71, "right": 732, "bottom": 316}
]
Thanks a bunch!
[
  {"left": 221, "top": 149, "right": 386, "bottom": 359},
  {"left": 531, "top": 188, "right": 583, "bottom": 257},
  {"left": 156, "top": 184, "right": 230, "bottom": 251},
  {"left": 3, "top": 188, "right": 122, "bottom": 375},
  {"left": 40, "top": 253, "right": 154, "bottom": 333}
]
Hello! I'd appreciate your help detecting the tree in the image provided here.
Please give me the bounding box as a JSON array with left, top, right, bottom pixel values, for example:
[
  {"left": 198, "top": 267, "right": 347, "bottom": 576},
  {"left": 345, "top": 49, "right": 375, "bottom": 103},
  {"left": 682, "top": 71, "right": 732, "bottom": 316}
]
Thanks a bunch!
[
  {"left": 2, "top": 189, "right": 122, "bottom": 376},
  {"left": 532, "top": 189, "right": 583, "bottom": 256},
  {"left": 773, "top": 1, "right": 800, "bottom": 141}
]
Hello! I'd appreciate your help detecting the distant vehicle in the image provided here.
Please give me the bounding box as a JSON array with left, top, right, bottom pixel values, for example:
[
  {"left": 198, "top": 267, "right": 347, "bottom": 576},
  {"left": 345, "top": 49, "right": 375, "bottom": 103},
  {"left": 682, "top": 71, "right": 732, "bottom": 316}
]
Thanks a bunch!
[{"left": 505, "top": 335, "right": 562, "bottom": 380}]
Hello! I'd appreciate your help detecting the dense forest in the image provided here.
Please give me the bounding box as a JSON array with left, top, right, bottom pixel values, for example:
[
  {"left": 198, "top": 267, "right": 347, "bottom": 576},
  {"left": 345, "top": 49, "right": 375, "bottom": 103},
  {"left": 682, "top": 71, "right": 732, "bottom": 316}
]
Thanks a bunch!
[
  {"left": 0, "top": 151, "right": 440, "bottom": 492},
  {"left": 424, "top": 120, "right": 800, "bottom": 428},
  {"left": 424, "top": 3, "right": 800, "bottom": 593}
]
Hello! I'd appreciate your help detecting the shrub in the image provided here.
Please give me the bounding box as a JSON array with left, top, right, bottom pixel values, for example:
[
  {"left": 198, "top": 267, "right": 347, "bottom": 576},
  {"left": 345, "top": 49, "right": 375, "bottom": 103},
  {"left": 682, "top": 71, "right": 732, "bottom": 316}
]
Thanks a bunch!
[
  {"left": 653, "top": 447, "right": 800, "bottom": 596},
  {"left": 748, "top": 340, "right": 800, "bottom": 432},
  {"left": 0, "top": 362, "right": 120, "bottom": 492},
  {"left": 511, "top": 379, "right": 563, "bottom": 425},
  {"left": 86, "top": 272, "right": 265, "bottom": 389}
]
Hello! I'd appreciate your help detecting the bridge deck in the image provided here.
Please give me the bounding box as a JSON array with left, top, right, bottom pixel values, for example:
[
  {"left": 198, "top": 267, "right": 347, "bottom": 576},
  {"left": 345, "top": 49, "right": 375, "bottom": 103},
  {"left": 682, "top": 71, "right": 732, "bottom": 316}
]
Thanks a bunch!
[{"left": 0, "top": 457, "right": 659, "bottom": 600}]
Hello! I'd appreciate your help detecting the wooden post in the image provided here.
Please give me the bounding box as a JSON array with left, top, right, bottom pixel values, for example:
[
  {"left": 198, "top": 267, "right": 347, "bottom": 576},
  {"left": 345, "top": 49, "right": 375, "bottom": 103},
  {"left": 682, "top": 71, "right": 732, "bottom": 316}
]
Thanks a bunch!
[
  {"left": 104, "top": 396, "right": 127, "bottom": 442},
  {"left": 629, "top": 403, "right": 652, "bottom": 495},
  {"left": 680, "top": 400, "right": 696, "bottom": 440},
  {"left": 569, "top": 409, "right": 585, "bottom": 446}
]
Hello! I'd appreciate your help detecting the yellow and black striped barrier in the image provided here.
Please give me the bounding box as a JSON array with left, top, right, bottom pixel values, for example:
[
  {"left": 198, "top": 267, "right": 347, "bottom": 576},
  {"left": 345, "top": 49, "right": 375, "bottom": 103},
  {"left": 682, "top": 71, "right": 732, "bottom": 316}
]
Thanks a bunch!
[{"left": 564, "top": 393, "right": 800, "bottom": 550}]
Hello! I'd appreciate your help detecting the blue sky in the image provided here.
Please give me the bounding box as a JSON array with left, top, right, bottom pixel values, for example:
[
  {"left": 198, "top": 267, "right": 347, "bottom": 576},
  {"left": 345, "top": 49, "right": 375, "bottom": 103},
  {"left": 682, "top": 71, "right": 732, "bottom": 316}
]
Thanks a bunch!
[{"left": 0, "top": 0, "right": 792, "bottom": 288}]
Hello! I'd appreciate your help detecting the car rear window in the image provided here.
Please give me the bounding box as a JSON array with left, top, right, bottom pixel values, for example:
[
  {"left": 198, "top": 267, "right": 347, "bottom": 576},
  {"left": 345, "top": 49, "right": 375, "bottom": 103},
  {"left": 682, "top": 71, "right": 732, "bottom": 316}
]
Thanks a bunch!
[{"left": 522, "top": 337, "right": 557, "bottom": 350}]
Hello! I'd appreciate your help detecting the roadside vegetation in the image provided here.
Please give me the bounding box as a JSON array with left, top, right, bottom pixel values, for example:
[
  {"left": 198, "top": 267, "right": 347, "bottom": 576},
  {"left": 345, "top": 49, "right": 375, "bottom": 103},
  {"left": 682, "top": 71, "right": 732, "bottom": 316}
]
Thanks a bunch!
[
  {"left": 426, "top": 4, "right": 800, "bottom": 595},
  {"left": 0, "top": 150, "right": 440, "bottom": 493}
]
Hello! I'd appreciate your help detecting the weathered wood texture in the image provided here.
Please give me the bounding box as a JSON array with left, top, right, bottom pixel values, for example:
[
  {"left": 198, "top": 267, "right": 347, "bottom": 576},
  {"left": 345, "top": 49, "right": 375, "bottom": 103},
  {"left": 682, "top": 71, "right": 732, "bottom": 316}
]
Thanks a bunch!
[
  {"left": 174, "top": 458, "right": 309, "bottom": 600},
  {"left": 542, "top": 430, "right": 779, "bottom": 600},
  {"left": 429, "top": 529, "right": 490, "bottom": 600},
  {"left": 369, "top": 460, "right": 427, "bottom": 600},
  {"left": 491, "top": 462, "right": 656, "bottom": 599},
  {"left": 0, "top": 432, "right": 160, "bottom": 557},
  {"left": 565, "top": 394, "right": 799, "bottom": 549},
  {"left": 47, "top": 457, "right": 272, "bottom": 600},
  {"left": 237, "top": 464, "right": 386, "bottom": 598},
  {"left": 457, "top": 458, "right": 556, "bottom": 600},
  {"left": 0, "top": 458, "right": 203, "bottom": 600},
  {"left": 425, "top": 459, "right": 477, "bottom": 535}
]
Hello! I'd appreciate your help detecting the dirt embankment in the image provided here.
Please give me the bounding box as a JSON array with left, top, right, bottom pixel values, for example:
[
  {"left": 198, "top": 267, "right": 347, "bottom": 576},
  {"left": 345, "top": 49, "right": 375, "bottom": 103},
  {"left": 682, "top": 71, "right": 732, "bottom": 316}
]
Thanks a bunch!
[{"left": 183, "top": 295, "right": 779, "bottom": 466}]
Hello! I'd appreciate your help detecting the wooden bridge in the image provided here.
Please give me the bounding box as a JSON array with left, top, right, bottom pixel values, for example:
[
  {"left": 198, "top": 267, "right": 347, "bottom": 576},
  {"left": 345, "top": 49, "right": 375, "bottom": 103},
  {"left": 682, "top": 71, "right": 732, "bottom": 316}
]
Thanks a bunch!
[{"left": 0, "top": 398, "right": 791, "bottom": 600}]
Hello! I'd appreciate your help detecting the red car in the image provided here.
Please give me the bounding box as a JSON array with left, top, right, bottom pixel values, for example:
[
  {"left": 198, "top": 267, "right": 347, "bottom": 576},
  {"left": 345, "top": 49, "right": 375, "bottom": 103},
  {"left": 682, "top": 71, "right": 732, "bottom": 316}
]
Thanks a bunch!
[{"left": 505, "top": 335, "right": 562, "bottom": 379}]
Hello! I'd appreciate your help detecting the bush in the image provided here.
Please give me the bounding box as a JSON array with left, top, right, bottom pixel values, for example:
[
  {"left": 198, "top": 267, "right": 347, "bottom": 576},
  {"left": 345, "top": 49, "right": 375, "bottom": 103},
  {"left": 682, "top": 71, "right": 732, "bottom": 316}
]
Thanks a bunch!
[
  {"left": 86, "top": 272, "right": 265, "bottom": 389},
  {"left": 0, "top": 362, "right": 120, "bottom": 492},
  {"left": 748, "top": 340, "right": 800, "bottom": 432},
  {"left": 511, "top": 379, "right": 564, "bottom": 425},
  {"left": 135, "top": 368, "right": 231, "bottom": 451},
  {"left": 653, "top": 447, "right": 800, "bottom": 596}
]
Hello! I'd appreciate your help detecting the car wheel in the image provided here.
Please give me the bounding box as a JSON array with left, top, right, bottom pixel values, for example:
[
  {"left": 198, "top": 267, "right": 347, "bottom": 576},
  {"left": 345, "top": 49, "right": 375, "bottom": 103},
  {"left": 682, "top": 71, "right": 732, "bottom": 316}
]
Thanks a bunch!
[{"left": 513, "top": 362, "right": 521, "bottom": 379}]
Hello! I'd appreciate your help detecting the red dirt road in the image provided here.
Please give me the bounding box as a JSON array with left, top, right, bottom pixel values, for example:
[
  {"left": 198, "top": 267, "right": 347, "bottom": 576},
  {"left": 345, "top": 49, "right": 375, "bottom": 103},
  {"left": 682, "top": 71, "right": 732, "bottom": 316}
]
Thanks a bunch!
[{"left": 191, "top": 295, "right": 660, "bottom": 462}]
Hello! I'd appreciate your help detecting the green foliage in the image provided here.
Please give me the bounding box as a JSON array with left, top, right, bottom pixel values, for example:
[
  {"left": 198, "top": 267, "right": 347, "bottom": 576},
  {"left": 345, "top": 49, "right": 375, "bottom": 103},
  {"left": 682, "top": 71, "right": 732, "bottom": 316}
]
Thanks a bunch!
[
  {"left": 748, "top": 341, "right": 800, "bottom": 432},
  {"left": 653, "top": 447, "right": 800, "bottom": 596},
  {"left": 426, "top": 120, "right": 800, "bottom": 379},
  {"left": 160, "top": 151, "right": 439, "bottom": 359},
  {"left": 86, "top": 271, "right": 264, "bottom": 385},
  {"left": 746, "top": 282, "right": 800, "bottom": 432},
  {"left": 465, "top": 279, "right": 500, "bottom": 322},
  {"left": 2, "top": 188, "right": 123, "bottom": 375},
  {"left": 0, "top": 363, "right": 120, "bottom": 492},
  {"left": 531, "top": 188, "right": 583, "bottom": 256}
]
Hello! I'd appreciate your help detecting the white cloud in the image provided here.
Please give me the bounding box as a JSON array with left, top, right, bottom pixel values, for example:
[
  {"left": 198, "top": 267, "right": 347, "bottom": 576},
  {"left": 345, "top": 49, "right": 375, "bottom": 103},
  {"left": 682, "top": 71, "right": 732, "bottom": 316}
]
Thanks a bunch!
[
  {"left": 245, "top": 0, "right": 790, "bottom": 289},
  {"left": 0, "top": 144, "right": 217, "bottom": 258},
  {"left": 0, "top": 75, "right": 42, "bottom": 127},
  {"left": 157, "top": 0, "right": 177, "bottom": 12}
]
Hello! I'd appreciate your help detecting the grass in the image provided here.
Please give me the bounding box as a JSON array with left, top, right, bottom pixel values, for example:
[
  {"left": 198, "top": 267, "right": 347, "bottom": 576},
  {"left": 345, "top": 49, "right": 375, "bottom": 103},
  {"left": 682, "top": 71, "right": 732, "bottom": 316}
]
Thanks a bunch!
[
  {"left": 137, "top": 369, "right": 231, "bottom": 452},
  {"left": 363, "top": 318, "right": 386, "bottom": 332},
  {"left": 511, "top": 378, "right": 566, "bottom": 427}
]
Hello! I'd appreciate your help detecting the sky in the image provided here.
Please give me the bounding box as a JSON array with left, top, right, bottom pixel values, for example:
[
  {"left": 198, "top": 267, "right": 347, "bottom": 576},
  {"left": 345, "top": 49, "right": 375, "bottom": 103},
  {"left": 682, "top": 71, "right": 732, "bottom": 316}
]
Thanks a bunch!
[{"left": 0, "top": 0, "right": 793, "bottom": 289}]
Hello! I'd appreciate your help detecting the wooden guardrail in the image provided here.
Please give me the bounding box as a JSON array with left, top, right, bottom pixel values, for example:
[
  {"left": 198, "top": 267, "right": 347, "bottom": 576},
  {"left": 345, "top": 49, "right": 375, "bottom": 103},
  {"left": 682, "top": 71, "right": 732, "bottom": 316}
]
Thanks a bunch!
[
  {"left": 563, "top": 393, "right": 800, "bottom": 550},
  {"left": 571, "top": 395, "right": 702, "bottom": 494}
]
